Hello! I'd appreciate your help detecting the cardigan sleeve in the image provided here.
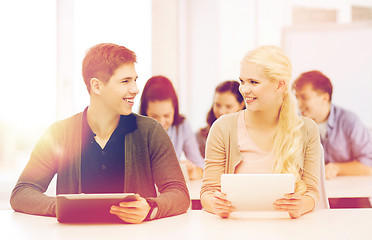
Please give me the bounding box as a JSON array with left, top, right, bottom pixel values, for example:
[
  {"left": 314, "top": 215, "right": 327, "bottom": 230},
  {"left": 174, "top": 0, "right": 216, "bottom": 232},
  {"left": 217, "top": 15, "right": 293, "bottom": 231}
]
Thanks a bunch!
[
  {"left": 200, "top": 116, "right": 229, "bottom": 209},
  {"left": 10, "top": 123, "right": 60, "bottom": 217},
  {"left": 200, "top": 114, "right": 322, "bottom": 212},
  {"left": 146, "top": 122, "right": 190, "bottom": 219},
  {"left": 301, "top": 117, "right": 321, "bottom": 207}
]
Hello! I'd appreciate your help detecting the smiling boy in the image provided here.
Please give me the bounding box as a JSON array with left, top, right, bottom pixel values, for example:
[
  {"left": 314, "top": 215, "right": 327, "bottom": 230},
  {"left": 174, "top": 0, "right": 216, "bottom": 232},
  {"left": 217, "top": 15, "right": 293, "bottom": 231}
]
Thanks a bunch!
[
  {"left": 10, "top": 43, "right": 190, "bottom": 223},
  {"left": 293, "top": 70, "right": 372, "bottom": 208}
]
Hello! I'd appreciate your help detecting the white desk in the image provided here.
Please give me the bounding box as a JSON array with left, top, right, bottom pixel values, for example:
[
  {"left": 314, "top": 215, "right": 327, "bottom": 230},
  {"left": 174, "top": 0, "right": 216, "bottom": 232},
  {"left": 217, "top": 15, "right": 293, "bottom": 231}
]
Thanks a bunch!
[
  {"left": 2, "top": 209, "right": 372, "bottom": 240},
  {"left": 188, "top": 175, "right": 372, "bottom": 200},
  {"left": 325, "top": 175, "right": 372, "bottom": 198}
]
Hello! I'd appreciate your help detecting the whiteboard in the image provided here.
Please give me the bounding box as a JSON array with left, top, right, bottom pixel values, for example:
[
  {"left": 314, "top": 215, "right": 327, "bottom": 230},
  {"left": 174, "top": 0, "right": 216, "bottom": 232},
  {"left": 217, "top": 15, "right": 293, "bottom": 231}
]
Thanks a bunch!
[{"left": 282, "top": 22, "right": 372, "bottom": 128}]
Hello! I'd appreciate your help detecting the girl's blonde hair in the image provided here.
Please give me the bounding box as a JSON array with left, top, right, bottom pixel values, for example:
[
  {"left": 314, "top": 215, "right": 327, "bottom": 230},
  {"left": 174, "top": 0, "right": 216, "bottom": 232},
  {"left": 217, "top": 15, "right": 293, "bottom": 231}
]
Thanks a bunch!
[{"left": 241, "top": 45, "right": 306, "bottom": 194}]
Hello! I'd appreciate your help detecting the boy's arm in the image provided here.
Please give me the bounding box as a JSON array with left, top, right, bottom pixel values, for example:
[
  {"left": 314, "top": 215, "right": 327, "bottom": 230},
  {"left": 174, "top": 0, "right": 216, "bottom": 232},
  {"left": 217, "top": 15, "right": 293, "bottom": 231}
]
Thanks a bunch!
[
  {"left": 147, "top": 123, "right": 190, "bottom": 219},
  {"left": 330, "top": 161, "right": 372, "bottom": 177},
  {"left": 10, "top": 124, "right": 59, "bottom": 217}
]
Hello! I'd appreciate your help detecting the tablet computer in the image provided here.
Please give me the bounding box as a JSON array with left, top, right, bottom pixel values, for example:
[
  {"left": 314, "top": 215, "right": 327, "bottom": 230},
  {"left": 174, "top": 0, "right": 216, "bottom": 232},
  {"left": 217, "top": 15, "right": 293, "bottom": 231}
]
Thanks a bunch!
[
  {"left": 56, "top": 193, "right": 137, "bottom": 223},
  {"left": 221, "top": 174, "right": 295, "bottom": 217}
]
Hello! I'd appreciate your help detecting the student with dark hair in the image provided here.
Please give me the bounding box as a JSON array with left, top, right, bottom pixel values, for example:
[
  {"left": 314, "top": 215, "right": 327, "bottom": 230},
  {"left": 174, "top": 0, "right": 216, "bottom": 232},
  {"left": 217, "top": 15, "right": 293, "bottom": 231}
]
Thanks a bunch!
[
  {"left": 10, "top": 43, "right": 190, "bottom": 223},
  {"left": 196, "top": 80, "right": 245, "bottom": 158},
  {"left": 293, "top": 70, "right": 372, "bottom": 208},
  {"left": 140, "top": 76, "right": 204, "bottom": 179}
]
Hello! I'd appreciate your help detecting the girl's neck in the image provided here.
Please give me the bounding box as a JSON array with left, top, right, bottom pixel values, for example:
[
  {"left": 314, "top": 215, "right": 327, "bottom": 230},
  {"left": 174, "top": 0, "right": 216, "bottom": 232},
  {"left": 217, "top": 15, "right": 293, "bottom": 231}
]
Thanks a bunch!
[{"left": 244, "top": 107, "right": 280, "bottom": 130}]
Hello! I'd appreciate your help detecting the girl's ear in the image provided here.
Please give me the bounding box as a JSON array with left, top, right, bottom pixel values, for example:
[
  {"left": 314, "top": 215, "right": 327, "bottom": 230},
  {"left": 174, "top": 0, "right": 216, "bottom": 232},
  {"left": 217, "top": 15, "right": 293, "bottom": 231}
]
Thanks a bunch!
[
  {"left": 276, "top": 80, "right": 286, "bottom": 92},
  {"left": 90, "top": 78, "right": 103, "bottom": 95}
]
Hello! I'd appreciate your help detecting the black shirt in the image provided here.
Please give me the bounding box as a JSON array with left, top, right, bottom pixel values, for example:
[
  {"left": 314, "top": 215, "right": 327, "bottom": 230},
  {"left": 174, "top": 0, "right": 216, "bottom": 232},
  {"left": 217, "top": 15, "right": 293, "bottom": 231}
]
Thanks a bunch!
[{"left": 81, "top": 108, "right": 137, "bottom": 193}]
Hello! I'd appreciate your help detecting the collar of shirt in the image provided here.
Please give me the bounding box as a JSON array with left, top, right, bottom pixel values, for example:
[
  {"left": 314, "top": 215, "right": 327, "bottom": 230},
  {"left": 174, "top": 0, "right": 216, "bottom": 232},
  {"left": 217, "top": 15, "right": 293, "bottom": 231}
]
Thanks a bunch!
[
  {"left": 81, "top": 107, "right": 138, "bottom": 144},
  {"left": 327, "top": 104, "right": 336, "bottom": 130}
]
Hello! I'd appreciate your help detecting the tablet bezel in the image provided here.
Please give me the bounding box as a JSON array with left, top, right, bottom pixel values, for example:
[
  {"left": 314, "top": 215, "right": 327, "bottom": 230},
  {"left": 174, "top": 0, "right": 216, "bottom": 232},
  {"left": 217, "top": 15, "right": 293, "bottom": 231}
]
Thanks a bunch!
[{"left": 57, "top": 193, "right": 137, "bottom": 200}]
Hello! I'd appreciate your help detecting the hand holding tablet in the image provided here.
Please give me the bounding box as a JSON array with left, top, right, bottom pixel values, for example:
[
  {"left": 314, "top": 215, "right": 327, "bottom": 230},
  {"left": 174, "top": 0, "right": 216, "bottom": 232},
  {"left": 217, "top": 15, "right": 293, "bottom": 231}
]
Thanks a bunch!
[
  {"left": 109, "top": 194, "right": 156, "bottom": 224},
  {"left": 210, "top": 191, "right": 235, "bottom": 218},
  {"left": 220, "top": 174, "right": 295, "bottom": 218},
  {"left": 56, "top": 193, "right": 138, "bottom": 223}
]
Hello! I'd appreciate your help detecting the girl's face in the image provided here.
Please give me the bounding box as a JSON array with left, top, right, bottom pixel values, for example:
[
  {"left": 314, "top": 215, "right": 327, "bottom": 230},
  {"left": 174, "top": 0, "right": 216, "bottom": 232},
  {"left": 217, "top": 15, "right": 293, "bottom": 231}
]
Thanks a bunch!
[
  {"left": 146, "top": 99, "right": 174, "bottom": 131},
  {"left": 239, "top": 62, "right": 284, "bottom": 113},
  {"left": 212, "top": 92, "right": 245, "bottom": 119}
]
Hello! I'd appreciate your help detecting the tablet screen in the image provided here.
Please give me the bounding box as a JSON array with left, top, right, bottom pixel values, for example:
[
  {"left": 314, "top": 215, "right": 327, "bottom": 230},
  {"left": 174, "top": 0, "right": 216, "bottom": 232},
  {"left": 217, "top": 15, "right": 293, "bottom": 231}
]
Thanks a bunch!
[{"left": 221, "top": 174, "right": 295, "bottom": 214}]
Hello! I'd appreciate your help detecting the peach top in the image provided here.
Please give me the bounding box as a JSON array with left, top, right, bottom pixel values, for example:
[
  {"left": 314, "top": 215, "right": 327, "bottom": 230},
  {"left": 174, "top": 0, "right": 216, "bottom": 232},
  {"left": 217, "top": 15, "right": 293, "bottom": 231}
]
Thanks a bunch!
[
  {"left": 200, "top": 110, "right": 321, "bottom": 207},
  {"left": 235, "top": 111, "right": 272, "bottom": 174}
]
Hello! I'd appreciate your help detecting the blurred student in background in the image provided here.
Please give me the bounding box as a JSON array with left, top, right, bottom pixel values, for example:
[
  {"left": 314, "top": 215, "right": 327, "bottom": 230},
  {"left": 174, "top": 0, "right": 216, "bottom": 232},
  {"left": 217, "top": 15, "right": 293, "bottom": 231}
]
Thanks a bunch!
[
  {"left": 201, "top": 45, "right": 321, "bottom": 219},
  {"left": 196, "top": 80, "right": 245, "bottom": 158},
  {"left": 140, "top": 75, "right": 204, "bottom": 180},
  {"left": 293, "top": 70, "right": 372, "bottom": 208}
]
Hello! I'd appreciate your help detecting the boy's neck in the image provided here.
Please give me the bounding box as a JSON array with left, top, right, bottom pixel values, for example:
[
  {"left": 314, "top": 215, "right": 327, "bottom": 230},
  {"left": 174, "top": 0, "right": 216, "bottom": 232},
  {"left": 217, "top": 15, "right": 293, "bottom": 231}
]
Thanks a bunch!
[
  {"left": 316, "top": 102, "right": 331, "bottom": 124},
  {"left": 86, "top": 105, "right": 120, "bottom": 141}
]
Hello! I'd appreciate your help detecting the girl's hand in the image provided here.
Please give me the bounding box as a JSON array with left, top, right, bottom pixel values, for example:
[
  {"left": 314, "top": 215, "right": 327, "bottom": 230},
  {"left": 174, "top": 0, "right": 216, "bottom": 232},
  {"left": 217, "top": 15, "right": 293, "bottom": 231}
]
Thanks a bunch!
[
  {"left": 273, "top": 193, "right": 313, "bottom": 219},
  {"left": 211, "top": 191, "right": 235, "bottom": 218}
]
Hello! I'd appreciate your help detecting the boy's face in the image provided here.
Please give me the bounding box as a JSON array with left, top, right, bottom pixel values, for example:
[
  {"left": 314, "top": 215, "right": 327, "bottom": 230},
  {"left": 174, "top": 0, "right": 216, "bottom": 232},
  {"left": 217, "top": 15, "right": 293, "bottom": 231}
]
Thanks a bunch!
[
  {"left": 295, "top": 83, "right": 330, "bottom": 123},
  {"left": 99, "top": 62, "right": 139, "bottom": 116}
]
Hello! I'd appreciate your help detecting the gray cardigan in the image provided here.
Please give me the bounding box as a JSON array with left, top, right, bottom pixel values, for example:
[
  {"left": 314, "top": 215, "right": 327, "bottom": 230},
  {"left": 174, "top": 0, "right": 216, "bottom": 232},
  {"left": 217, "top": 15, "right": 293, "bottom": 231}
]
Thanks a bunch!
[{"left": 10, "top": 112, "right": 190, "bottom": 219}]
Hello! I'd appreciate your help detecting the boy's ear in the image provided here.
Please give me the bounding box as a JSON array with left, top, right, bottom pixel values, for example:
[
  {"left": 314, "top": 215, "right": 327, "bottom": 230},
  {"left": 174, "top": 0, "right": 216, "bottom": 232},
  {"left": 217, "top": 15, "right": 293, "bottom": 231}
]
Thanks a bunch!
[
  {"left": 90, "top": 78, "right": 103, "bottom": 95},
  {"left": 322, "top": 92, "right": 330, "bottom": 102}
]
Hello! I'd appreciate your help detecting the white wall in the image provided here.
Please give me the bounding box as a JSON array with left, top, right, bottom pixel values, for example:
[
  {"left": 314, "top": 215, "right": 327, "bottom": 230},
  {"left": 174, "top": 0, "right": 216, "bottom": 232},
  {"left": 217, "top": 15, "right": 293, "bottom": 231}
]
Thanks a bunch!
[
  {"left": 0, "top": 0, "right": 57, "bottom": 208},
  {"left": 152, "top": 0, "right": 372, "bottom": 131},
  {"left": 0, "top": 0, "right": 153, "bottom": 207},
  {"left": 72, "top": 0, "right": 152, "bottom": 117},
  {"left": 283, "top": 22, "right": 372, "bottom": 128},
  {"left": 152, "top": 0, "right": 259, "bottom": 131},
  {"left": 3, "top": 0, "right": 372, "bottom": 206}
]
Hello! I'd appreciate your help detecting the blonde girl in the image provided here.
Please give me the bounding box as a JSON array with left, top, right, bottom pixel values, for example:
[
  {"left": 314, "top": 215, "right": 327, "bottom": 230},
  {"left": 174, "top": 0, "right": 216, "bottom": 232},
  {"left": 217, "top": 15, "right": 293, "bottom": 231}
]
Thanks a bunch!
[{"left": 200, "top": 45, "right": 321, "bottom": 219}]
